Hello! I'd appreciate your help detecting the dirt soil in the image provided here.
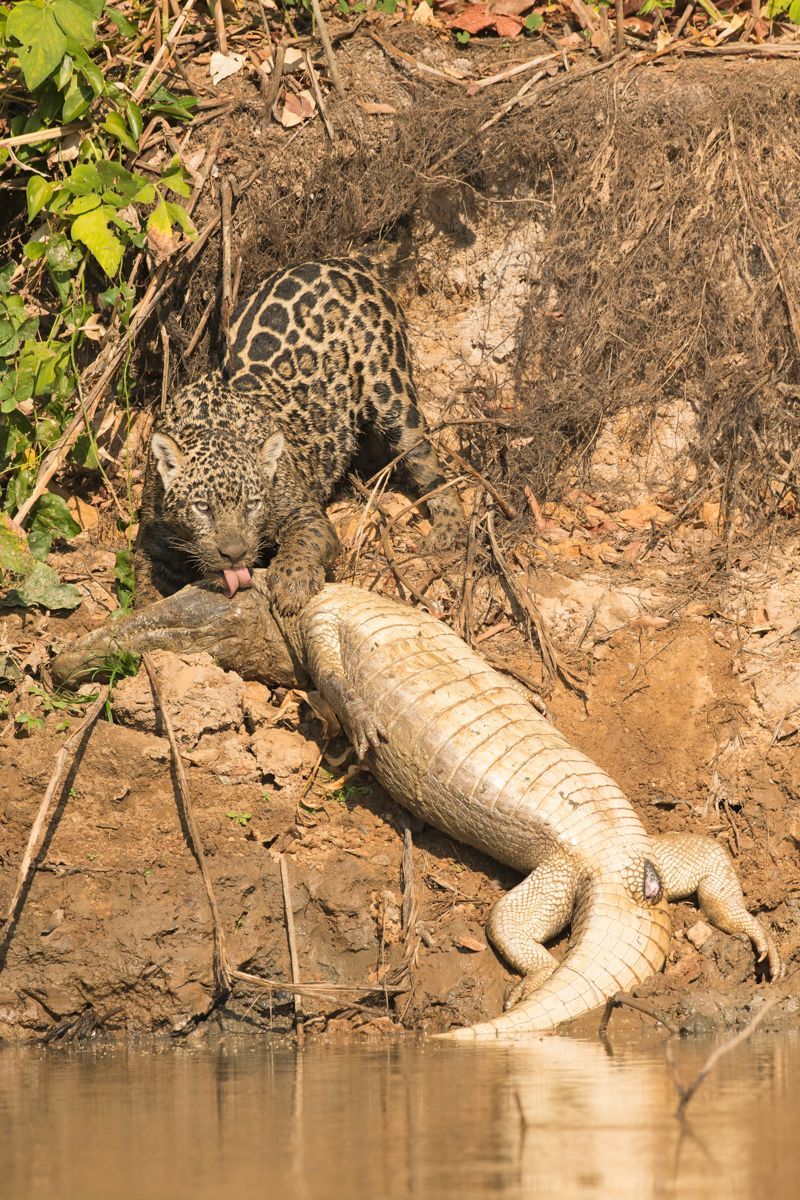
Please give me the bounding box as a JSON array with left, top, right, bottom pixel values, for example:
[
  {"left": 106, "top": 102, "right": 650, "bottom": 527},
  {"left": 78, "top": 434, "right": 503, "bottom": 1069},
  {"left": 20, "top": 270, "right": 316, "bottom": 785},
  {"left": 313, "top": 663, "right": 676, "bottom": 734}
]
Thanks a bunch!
[{"left": 2, "top": 39, "right": 800, "bottom": 1044}]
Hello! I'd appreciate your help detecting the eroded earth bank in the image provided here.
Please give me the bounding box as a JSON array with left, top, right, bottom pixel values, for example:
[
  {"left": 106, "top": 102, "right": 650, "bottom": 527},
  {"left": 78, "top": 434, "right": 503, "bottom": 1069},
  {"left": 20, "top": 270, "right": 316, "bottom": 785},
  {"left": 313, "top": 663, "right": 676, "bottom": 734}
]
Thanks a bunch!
[{"left": 2, "top": 52, "right": 800, "bottom": 1043}]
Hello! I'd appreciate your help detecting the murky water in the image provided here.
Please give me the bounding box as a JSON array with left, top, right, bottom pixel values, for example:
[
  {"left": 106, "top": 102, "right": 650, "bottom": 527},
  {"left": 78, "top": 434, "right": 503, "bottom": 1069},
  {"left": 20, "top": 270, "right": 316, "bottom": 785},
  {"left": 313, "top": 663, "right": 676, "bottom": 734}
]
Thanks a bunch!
[{"left": 2, "top": 1032, "right": 799, "bottom": 1200}]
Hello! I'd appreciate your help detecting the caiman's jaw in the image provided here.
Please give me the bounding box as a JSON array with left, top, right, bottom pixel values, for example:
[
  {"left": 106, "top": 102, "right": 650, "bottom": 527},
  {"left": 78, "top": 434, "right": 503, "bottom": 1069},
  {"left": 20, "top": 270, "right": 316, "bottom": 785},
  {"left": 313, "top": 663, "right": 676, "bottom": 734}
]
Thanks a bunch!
[{"left": 222, "top": 566, "right": 253, "bottom": 597}]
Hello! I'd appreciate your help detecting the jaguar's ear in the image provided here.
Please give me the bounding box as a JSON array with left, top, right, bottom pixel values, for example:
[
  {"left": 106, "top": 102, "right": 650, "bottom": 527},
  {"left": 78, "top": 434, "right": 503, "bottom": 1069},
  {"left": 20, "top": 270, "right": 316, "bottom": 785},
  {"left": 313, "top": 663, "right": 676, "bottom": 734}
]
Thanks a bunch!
[
  {"left": 260, "top": 430, "right": 285, "bottom": 479},
  {"left": 151, "top": 431, "right": 185, "bottom": 489}
]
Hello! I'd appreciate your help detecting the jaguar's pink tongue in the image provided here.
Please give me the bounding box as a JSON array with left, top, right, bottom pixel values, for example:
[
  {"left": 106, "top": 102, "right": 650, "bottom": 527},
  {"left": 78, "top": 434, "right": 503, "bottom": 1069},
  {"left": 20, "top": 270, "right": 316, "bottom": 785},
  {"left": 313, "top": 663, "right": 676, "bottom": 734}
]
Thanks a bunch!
[{"left": 223, "top": 567, "right": 253, "bottom": 597}]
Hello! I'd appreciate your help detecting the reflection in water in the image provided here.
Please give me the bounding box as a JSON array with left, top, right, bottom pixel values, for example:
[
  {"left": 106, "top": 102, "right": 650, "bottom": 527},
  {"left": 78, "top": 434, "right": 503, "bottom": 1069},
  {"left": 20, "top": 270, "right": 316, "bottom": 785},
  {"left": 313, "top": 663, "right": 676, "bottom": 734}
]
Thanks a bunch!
[{"left": 1, "top": 1032, "right": 798, "bottom": 1200}]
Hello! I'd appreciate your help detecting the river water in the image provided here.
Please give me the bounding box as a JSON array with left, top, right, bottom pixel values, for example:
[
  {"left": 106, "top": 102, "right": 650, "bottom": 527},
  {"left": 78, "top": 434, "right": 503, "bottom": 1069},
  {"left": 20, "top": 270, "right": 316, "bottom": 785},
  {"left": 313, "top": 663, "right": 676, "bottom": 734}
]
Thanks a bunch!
[{"left": 2, "top": 1032, "right": 799, "bottom": 1200}]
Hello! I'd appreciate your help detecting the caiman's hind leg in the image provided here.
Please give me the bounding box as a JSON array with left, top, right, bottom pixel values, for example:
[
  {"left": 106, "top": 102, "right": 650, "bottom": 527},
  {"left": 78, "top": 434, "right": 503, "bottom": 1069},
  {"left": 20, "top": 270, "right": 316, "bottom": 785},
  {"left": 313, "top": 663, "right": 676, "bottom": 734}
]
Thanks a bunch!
[
  {"left": 487, "top": 854, "right": 578, "bottom": 1010},
  {"left": 653, "top": 832, "right": 783, "bottom": 979}
]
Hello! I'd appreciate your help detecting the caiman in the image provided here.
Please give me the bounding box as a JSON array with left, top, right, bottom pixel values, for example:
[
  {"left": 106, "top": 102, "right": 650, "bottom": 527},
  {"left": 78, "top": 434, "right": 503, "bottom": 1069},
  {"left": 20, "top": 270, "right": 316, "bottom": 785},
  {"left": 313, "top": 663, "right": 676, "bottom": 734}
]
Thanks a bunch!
[{"left": 53, "top": 576, "right": 782, "bottom": 1040}]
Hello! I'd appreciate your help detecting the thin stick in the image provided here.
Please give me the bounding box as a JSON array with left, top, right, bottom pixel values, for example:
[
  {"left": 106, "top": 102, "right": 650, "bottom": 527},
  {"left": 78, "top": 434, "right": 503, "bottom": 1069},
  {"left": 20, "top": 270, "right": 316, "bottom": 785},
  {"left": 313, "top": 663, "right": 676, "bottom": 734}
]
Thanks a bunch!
[
  {"left": 370, "top": 31, "right": 470, "bottom": 87},
  {"left": 670, "top": 997, "right": 778, "bottom": 1117},
  {"left": 309, "top": 0, "right": 344, "bottom": 96},
  {"left": 279, "top": 854, "right": 305, "bottom": 1041},
  {"left": 229, "top": 968, "right": 404, "bottom": 1000},
  {"left": 213, "top": 0, "right": 228, "bottom": 54},
  {"left": 261, "top": 43, "right": 287, "bottom": 117},
  {"left": 305, "top": 51, "right": 334, "bottom": 141},
  {"left": 438, "top": 443, "right": 517, "bottom": 520},
  {"left": 615, "top": 0, "right": 624, "bottom": 53},
  {"left": 133, "top": 0, "right": 198, "bottom": 104},
  {"left": 598, "top": 992, "right": 678, "bottom": 1038},
  {"left": 142, "top": 652, "right": 232, "bottom": 995},
  {"left": 486, "top": 506, "right": 585, "bottom": 696},
  {"left": 220, "top": 176, "right": 234, "bottom": 349},
  {"left": 2, "top": 690, "right": 108, "bottom": 928},
  {"left": 0, "top": 122, "right": 85, "bottom": 150},
  {"left": 467, "top": 52, "right": 558, "bottom": 92},
  {"left": 159, "top": 324, "right": 170, "bottom": 409}
]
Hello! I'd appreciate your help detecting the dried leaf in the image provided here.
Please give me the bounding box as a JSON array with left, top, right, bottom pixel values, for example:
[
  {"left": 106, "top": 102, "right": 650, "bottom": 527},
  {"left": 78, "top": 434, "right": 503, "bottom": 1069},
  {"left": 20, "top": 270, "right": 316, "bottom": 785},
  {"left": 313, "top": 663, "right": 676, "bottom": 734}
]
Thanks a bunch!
[
  {"left": 209, "top": 51, "right": 246, "bottom": 86},
  {"left": 455, "top": 935, "right": 487, "bottom": 953},
  {"left": 358, "top": 101, "right": 399, "bottom": 116},
  {"left": 614, "top": 501, "right": 672, "bottom": 529},
  {"left": 279, "top": 89, "right": 316, "bottom": 129},
  {"left": 411, "top": 0, "right": 438, "bottom": 25}
]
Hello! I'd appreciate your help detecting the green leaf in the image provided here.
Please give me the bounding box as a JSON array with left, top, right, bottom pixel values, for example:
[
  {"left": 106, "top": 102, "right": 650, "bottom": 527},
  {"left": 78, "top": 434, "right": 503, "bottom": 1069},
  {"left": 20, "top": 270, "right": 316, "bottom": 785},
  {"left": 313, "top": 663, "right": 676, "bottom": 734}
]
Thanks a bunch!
[
  {"left": 62, "top": 71, "right": 92, "bottom": 121},
  {"left": 0, "top": 516, "right": 81, "bottom": 612},
  {"left": 106, "top": 5, "right": 137, "bottom": 35},
  {"left": 45, "top": 232, "right": 83, "bottom": 272},
  {"left": 789, "top": 0, "right": 800, "bottom": 22},
  {"left": 6, "top": 4, "right": 68, "bottom": 90},
  {"left": 455, "top": 29, "right": 471, "bottom": 42},
  {"left": 64, "top": 162, "right": 103, "bottom": 195},
  {"left": 73, "top": 432, "right": 100, "bottom": 468},
  {"left": 125, "top": 99, "right": 143, "bottom": 142},
  {"left": 160, "top": 158, "right": 191, "bottom": 197},
  {"left": 0, "top": 264, "right": 17, "bottom": 294},
  {"left": 26, "top": 175, "right": 55, "bottom": 221},
  {"left": 55, "top": 52, "right": 73, "bottom": 91},
  {"left": 104, "top": 110, "right": 138, "bottom": 153},
  {"left": 146, "top": 199, "right": 173, "bottom": 237},
  {"left": 131, "top": 183, "right": 155, "bottom": 204},
  {"left": 523, "top": 12, "right": 544, "bottom": 29},
  {"left": 29, "top": 492, "right": 81, "bottom": 542},
  {"left": 71, "top": 204, "right": 124, "bottom": 276},
  {"left": 66, "top": 193, "right": 101, "bottom": 215},
  {"left": 114, "top": 547, "right": 135, "bottom": 609},
  {"left": 52, "top": 0, "right": 99, "bottom": 43},
  {"left": 165, "top": 201, "right": 196, "bottom": 238},
  {"left": 0, "top": 322, "right": 20, "bottom": 359}
]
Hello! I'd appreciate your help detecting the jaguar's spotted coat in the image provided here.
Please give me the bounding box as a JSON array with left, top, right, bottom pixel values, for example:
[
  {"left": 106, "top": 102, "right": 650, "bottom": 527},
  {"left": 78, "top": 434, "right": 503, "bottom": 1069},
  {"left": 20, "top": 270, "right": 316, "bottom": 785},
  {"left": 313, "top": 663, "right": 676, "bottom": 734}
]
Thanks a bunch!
[{"left": 135, "top": 257, "right": 462, "bottom": 613}]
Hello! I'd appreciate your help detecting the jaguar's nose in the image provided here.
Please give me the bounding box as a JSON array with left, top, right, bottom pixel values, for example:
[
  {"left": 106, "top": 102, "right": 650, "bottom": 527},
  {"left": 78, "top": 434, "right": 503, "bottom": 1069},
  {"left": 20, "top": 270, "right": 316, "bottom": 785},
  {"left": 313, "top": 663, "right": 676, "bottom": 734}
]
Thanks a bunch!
[{"left": 217, "top": 536, "right": 249, "bottom": 566}]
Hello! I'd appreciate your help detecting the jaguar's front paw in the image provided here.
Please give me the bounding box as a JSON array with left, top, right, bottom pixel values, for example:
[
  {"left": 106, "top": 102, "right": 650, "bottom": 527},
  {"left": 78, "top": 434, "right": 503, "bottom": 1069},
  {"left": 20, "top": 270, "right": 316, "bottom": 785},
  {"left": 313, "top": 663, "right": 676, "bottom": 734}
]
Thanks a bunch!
[{"left": 264, "top": 558, "right": 325, "bottom": 615}]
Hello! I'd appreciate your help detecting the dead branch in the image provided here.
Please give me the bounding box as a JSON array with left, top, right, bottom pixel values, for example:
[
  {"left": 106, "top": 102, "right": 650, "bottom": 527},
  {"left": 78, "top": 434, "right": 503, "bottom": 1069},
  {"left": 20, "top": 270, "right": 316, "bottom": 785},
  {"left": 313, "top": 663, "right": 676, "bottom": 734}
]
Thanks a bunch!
[
  {"left": 1, "top": 689, "right": 108, "bottom": 930},
  {"left": 309, "top": 0, "right": 345, "bottom": 97},
  {"left": 279, "top": 853, "right": 305, "bottom": 1041},
  {"left": 142, "top": 652, "right": 232, "bottom": 995}
]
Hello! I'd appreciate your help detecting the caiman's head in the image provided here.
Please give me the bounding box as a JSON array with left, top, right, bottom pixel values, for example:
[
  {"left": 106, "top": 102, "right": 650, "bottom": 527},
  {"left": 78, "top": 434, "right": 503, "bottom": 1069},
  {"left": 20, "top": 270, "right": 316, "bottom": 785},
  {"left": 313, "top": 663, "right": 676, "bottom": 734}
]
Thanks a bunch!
[{"left": 150, "top": 409, "right": 285, "bottom": 598}]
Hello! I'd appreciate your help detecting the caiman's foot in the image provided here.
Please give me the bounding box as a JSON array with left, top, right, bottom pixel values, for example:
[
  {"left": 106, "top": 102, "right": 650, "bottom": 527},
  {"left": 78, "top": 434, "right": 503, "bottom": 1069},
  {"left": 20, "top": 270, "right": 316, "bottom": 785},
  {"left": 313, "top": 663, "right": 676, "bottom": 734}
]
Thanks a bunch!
[
  {"left": 317, "top": 674, "right": 387, "bottom": 759},
  {"left": 504, "top": 960, "right": 560, "bottom": 1012},
  {"left": 264, "top": 558, "right": 325, "bottom": 615}
]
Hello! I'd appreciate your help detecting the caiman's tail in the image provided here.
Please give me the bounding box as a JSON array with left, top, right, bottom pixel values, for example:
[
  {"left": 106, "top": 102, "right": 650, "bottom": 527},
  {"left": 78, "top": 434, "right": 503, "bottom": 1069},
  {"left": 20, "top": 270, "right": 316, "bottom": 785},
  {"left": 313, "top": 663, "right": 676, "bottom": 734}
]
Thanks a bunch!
[{"left": 439, "top": 880, "right": 672, "bottom": 1042}]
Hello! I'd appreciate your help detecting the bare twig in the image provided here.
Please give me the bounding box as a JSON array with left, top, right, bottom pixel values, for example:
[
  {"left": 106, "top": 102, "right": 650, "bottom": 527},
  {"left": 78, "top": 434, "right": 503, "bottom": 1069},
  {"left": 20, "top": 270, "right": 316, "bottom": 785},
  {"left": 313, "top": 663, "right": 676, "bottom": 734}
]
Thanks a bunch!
[
  {"left": 220, "top": 176, "right": 234, "bottom": 349},
  {"left": 142, "top": 652, "right": 232, "bottom": 995},
  {"left": 305, "top": 51, "right": 335, "bottom": 141},
  {"left": 279, "top": 854, "right": 305, "bottom": 1041},
  {"left": 668, "top": 997, "right": 778, "bottom": 1117},
  {"left": 213, "top": 0, "right": 228, "bottom": 54},
  {"left": 438, "top": 443, "right": 517, "bottom": 519},
  {"left": 615, "top": 0, "right": 624, "bottom": 53},
  {"left": 133, "top": 0, "right": 198, "bottom": 104},
  {"left": 370, "top": 32, "right": 469, "bottom": 87},
  {"left": 486, "top": 507, "right": 585, "bottom": 696},
  {"left": 309, "top": 0, "right": 345, "bottom": 96},
  {"left": 261, "top": 42, "right": 287, "bottom": 117},
  {"left": 598, "top": 992, "right": 678, "bottom": 1039},
  {"left": 159, "top": 323, "right": 170, "bottom": 409},
  {"left": 0, "top": 122, "right": 86, "bottom": 150},
  {"left": 2, "top": 690, "right": 108, "bottom": 929},
  {"left": 467, "top": 52, "right": 558, "bottom": 92}
]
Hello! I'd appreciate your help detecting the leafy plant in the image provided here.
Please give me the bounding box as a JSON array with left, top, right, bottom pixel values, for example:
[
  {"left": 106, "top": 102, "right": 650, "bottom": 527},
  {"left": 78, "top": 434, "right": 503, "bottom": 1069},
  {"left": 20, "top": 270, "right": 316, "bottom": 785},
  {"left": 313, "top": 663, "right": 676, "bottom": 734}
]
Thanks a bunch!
[
  {"left": 226, "top": 811, "right": 253, "bottom": 827},
  {"left": 0, "top": 1, "right": 197, "bottom": 587},
  {"left": 113, "top": 547, "right": 135, "bottom": 611},
  {"left": 14, "top": 710, "right": 45, "bottom": 734},
  {"left": 767, "top": 0, "right": 800, "bottom": 21}
]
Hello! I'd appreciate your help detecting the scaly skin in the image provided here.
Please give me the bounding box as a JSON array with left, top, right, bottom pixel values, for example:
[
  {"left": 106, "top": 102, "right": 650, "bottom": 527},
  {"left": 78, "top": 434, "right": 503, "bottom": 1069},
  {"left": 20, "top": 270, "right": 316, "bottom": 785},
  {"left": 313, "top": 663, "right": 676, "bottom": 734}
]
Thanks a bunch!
[{"left": 53, "top": 577, "right": 782, "bottom": 1039}]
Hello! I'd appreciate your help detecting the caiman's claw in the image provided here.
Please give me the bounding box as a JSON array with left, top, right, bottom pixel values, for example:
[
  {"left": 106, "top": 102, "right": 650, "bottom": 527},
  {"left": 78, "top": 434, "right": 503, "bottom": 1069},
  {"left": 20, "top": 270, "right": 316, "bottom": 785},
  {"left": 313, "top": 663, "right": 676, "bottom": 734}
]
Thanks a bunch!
[{"left": 341, "top": 690, "right": 387, "bottom": 760}]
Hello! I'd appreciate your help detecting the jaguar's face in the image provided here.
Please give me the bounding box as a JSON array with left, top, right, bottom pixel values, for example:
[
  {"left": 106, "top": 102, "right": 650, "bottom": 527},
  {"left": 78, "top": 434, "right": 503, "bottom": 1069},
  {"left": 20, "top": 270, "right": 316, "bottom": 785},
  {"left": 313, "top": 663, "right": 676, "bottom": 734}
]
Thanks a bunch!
[{"left": 150, "top": 424, "right": 285, "bottom": 594}]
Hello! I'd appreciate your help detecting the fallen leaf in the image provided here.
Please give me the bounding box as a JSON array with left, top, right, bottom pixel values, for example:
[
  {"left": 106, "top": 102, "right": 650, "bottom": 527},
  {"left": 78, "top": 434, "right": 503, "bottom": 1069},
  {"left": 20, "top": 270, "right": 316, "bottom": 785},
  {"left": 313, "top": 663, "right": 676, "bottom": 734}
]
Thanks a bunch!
[
  {"left": 66, "top": 496, "right": 99, "bottom": 530},
  {"left": 700, "top": 501, "right": 720, "bottom": 530},
  {"left": 358, "top": 101, "right": 399, "bottom": 115},
  {"left": 279, "top": 90, "right": 316, "bottom": 129},
  {"left": 455, "top": 935, "right": 487, "bottom": 953},
  {"left": 209, "top": 51, "right": 246, "bottom": 86},
  {"left": 629, "top": 614, "right": 671, "bottom": 630},
  {"left": 412, "top": 0, "right": 438, "bottom": 25},
  {"left": 614, "top": 501, "right": 672, "bottom": 529}
]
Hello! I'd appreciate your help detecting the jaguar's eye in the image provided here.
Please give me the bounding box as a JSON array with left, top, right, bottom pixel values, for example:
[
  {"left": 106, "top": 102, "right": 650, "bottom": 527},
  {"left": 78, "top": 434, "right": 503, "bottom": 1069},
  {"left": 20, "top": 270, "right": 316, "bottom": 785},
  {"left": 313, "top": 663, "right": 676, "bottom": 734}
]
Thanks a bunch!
[
  {"left": 245, "top": 498, "right": 261, "bottom": 515},
  {"left": 194, "top": 500, "right": 211, "bottom": 515}
]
